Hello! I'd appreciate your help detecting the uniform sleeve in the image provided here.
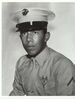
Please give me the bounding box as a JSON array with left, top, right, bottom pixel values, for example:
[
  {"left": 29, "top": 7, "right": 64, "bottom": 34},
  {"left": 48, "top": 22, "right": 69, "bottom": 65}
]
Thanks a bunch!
[
  {"left": 55, "top": 58, "right": 74, "bottom": 95},
  {"left": 9, "top": 59, "right": 25, "bottom": 96}
]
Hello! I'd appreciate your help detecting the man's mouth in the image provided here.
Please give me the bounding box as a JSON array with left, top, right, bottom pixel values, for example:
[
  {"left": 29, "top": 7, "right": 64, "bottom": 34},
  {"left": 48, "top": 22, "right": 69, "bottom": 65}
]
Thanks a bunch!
[{"left": 27, "top": 46, "right": 35, "bottom": 49}]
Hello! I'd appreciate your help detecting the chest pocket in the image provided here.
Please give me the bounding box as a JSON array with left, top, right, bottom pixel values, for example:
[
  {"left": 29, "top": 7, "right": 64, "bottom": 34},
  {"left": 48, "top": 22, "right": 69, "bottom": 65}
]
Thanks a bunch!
[
  {"left": 24, "top": 75, "right": 47, "bottom": 95},
  {"left": 22, "top": 64, "right": 46, "bottom": 95},
  {"left": 44, "top": 76, "right": 56, "bottom": 95}
]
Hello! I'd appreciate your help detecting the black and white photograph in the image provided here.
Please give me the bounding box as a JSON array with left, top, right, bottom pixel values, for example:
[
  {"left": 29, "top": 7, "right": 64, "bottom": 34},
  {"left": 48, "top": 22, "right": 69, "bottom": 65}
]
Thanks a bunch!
[{"left": 2, "top": 2, "right": 75, "bottom": 96}]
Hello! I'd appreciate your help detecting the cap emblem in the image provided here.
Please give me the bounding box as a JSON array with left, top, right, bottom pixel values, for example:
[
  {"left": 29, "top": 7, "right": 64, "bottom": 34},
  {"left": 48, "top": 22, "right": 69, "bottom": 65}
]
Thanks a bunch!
[{"left": 22, "top": 9, "right": 29, "bottom": 16}]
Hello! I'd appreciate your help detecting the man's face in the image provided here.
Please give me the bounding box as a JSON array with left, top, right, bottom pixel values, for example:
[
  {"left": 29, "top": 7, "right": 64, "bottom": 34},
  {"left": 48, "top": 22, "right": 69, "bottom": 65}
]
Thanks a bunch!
[{"left": 20, "top": 30, "right": 47, "bottom": 57}]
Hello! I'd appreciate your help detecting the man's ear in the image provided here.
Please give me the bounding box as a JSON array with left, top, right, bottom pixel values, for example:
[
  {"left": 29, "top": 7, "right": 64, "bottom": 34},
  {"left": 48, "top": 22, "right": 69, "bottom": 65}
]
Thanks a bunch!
[{"left": 44, "top": 32, "right": 50, "bottom": 42}]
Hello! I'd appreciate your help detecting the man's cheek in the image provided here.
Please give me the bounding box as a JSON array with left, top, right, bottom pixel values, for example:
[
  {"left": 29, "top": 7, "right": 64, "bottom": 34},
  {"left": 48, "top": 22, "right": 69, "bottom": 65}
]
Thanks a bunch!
[
  {"left": 21, "top": 37, "right": 27, "bottom": 45},
  {"left": 33, "top": 35, "right": 39, "bottom": 43}
]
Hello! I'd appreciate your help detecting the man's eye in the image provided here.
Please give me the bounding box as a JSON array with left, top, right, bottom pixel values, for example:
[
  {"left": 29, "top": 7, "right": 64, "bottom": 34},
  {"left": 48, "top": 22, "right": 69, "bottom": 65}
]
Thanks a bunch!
[
  {"left": 34, "top": 32, "right": 37, "bottom": 34},
  {"left": 22, "top": 32, "right": 27, "bottom": 35},
  {"left": 34, "top": 31, "right": 38, "bottom": 34},
  {"left": 24, "top": 32, "right": 27, "bottom": 34}
]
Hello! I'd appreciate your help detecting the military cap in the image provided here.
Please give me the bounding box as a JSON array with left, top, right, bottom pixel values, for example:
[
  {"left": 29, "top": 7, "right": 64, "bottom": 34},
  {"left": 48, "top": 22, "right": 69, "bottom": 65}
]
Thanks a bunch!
[{"left": 13, "top": 8, "right": 55, "bottom": 32}]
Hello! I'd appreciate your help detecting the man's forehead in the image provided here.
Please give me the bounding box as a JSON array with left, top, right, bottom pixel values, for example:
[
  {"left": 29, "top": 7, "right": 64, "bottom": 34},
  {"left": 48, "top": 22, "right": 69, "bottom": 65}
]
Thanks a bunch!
[{"left": 24, "top": 30, "right": 44, "bottom": 33}]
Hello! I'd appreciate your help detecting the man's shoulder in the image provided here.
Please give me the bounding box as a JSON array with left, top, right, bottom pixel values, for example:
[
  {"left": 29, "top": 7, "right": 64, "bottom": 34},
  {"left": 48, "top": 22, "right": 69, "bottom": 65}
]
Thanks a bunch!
[
  {"left": 48, "top": 48, "right": 74, "bottom": 74},
  {"left": 16, "top": 55, "right": 29, "bottom": 69},
  {"left": 48, "top": 47, "right": 73, "bottom": 66}
]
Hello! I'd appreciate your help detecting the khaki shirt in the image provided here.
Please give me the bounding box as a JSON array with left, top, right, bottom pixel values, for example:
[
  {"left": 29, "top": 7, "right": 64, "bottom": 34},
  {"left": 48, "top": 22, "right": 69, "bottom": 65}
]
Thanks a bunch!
[{"left": 10, "top": 47, "right": 75, "bottom": 96}]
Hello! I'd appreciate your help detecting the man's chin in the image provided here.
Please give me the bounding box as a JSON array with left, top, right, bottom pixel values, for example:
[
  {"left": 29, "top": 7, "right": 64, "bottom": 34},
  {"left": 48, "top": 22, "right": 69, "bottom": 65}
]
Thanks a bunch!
[
  {"left": 27, "top": 51, "right": 38, "bottom": 57},
  {"left": 25, "top": 45, "right": 46, "bottom": 57}
]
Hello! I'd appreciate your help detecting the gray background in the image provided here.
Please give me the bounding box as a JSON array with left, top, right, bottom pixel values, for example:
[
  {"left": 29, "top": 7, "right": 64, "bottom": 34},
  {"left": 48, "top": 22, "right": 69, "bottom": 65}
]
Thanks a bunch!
[{"left": 2, "top": 2, "right": 75, "bottom": 95}]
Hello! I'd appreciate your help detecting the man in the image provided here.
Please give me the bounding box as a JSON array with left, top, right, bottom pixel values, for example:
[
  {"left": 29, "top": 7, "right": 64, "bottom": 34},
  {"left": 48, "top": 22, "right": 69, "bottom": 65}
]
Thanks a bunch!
[{"left": 9, "top": 8, "right": 75, "bottom": 96}]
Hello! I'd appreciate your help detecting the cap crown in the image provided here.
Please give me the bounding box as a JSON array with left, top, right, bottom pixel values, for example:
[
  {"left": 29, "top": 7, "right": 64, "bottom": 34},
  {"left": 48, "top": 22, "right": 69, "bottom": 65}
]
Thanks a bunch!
[{"left": 13, "top": 8, "right": 55, "bottom": 24}]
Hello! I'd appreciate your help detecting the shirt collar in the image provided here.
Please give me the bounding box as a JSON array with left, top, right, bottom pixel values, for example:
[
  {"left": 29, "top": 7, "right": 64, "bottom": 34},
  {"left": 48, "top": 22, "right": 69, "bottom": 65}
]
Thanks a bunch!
[{"left": 35, "top": 46, "right": 50, "bottom": 66}]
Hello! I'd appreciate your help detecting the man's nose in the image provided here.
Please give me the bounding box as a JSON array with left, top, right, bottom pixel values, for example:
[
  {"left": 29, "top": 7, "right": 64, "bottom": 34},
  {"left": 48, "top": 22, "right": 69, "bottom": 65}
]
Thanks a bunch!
[{"left": 27, "top": 32, "right": 33, "bottom": 41}]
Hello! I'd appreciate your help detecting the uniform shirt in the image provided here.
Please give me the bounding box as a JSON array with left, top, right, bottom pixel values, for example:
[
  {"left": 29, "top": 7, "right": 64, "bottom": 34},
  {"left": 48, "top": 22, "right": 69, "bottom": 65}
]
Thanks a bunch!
[{"left": 9, "top": 46, "right": 75, "bottom": 96}]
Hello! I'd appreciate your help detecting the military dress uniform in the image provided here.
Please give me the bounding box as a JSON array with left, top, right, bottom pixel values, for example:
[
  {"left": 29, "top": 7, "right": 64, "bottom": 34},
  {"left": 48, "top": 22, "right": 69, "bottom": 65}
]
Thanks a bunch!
[
  {"left": 10, "top": 47, "right": 75, "bottom": 96},
  {"left": 10, "top": 8, "right": 75, "bottom": 96}
]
